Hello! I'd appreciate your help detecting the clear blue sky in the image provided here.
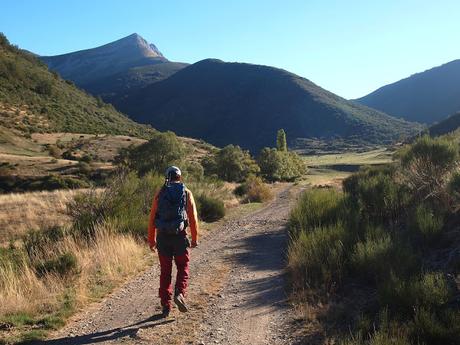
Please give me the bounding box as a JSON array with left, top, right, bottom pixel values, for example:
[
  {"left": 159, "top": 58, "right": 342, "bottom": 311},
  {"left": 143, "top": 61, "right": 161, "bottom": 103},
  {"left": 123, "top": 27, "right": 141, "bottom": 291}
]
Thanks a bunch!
[{"left": 1, "top": 0, "right": 459, "bottom": 98}]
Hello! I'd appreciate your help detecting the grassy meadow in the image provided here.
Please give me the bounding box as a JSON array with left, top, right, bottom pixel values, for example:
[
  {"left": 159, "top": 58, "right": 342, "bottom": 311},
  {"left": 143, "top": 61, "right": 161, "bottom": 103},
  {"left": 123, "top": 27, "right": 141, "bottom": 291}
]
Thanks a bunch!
[{"left": 301, "top": 147, "right": 394, "bottom": 187}]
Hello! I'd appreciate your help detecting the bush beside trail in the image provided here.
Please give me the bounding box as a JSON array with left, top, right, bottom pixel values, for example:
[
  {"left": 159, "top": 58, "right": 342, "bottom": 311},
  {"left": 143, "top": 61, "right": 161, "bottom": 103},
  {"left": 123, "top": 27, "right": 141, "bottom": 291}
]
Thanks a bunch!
[
  {"left": 288, "top": 135, "right": 460, "bottom": 344},
  {"left": 234, "top": 175, "right": 273, "bottom": 203}
]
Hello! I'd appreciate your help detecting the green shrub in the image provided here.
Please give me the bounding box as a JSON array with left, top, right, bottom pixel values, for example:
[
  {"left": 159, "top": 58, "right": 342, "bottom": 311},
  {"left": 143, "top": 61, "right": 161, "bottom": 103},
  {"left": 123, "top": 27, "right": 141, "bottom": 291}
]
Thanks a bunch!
[
  {"left": 77, "top": 161, "right": 92, "bottom": 175},
  {"left": 400, "top": 135, "right": 458, "bottom": 202},
  {"left": 289, "top": 188, "right": 345, "bottom": 237},
  {"left": 48, "top": 145, "right": 61, "bottom": 159},
  {"left": 350, "top": 228, "right": 394, "bottom": 283},
  {"left": 342, "top": 310, "right": 411, "bottom": 345},
  {"left": 448, "top": 172, "right": 460, "bottom": 208},
  {"left": 35, "top": 252, "right": 78, "bottom": 277},
  {"left": 79, "top": 154, "right": 92, "bottom": 163},
  {"left": 67, "top": 172, "right": 163, "bottom": 238},
  {"left": 234, "top": 184, "right": 246, "bottom": 197},
  {"left": 34, "top": 79, "right": 53, "bottom": 96},
  {"left": 37, "top": 175, "right": 89, "bottom": 191},
  {"left": 379, "top": 272, "right": 450, "bottom": 315},
  {"left": 343, "top": 166, "right": 410, "bottom": 225},
  {"left": 288, "top": 223, "right": 346, "bottom": 290},
  {"left": 410, "top": 204, "right": 444, "bottom": 243},
  {"left": 182, "top": 161, "right": 205, "bottom": 181},
  {"left": 236, "top": 175, "right": 273, "bottom": 203},
  {"left": 411, "top": 307, "right": 460, "bottom": 344},
  {"left": 0, "top": 32, "right": 9, "bottom": 47},
  {"left": 353, "top": 235, "right": 417, "bottom": 288},
  {"left": 196, "top": 194, "right": 225, "bottom": 222}
]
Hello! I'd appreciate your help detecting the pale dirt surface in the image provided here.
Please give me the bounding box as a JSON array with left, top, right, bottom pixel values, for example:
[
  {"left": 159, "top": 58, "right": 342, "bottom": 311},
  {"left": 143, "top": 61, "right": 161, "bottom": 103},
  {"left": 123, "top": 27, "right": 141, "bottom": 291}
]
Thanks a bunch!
[{"left": 33, "top": 184, "right": 303, "bottom": 345}]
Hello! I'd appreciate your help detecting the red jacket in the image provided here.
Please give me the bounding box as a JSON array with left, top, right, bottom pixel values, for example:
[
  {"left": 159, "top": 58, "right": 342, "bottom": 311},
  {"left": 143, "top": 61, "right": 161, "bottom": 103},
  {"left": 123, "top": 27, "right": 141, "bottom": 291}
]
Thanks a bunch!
[{"left": 148, "top": 186, "right": 199, "bottom": 247}]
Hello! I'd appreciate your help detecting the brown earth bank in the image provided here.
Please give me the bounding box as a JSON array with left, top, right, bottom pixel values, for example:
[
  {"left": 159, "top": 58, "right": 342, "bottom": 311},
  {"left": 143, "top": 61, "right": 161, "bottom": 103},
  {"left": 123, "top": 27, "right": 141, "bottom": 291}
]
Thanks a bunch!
[{"left": 29, "top": 184, "right": 305, "bottom": 345}]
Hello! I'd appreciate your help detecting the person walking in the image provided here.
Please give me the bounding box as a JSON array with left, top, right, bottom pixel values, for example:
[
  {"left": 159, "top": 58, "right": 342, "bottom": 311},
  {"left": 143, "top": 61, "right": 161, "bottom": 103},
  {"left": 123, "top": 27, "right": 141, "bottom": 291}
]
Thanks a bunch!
[{"left": 148, "top": 166, "right": 199, "bottom": 317}]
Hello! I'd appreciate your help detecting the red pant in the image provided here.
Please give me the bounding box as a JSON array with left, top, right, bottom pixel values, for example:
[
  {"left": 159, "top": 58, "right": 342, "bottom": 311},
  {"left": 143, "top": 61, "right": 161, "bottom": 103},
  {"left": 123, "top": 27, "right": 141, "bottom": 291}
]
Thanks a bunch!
[{"left": 158, "top": 249, "right": 190, "bottom": 308}]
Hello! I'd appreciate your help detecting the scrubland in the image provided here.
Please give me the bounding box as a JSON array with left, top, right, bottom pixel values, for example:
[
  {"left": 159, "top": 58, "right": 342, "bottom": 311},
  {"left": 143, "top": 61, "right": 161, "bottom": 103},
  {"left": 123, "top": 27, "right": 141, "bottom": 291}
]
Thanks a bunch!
[{"left": 288, "top": 136, "right": 460, "bottom": 344}]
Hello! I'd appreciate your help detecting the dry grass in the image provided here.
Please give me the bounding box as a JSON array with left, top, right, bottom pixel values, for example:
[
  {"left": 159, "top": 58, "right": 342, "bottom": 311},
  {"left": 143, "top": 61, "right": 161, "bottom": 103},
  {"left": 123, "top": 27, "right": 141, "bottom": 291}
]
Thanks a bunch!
[
  {"left": 0, "top": 152, "right": 79, "bottom": 177},
  {"left": 0, "top": 259, "right": 64, "bottom": 316},
  {"left": 0, "top": 222, "right": 149, "bottom": 338},
  {"left": 32, "top": 133, "right": 147, "bottom": 162},
  {"left": 72, "top": 225, "right": 149, "bottom": 301},
  {"left": 0, "top": 189, "right": 83, "bottom": 243}
]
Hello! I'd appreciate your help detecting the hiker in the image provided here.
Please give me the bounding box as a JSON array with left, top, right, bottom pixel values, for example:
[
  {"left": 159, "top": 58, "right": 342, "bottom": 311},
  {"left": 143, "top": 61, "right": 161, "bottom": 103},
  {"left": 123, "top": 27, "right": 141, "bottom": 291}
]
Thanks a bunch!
[{"left": 148, "top": 166, "right": 199, "bottom": 317}]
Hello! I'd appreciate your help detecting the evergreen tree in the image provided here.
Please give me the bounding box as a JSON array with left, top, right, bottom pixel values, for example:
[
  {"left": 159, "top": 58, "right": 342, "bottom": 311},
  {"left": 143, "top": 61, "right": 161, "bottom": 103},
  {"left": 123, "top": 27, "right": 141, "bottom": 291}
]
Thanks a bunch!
[{"left": 276, "top": 129, "right": 287, "bottom": 152}]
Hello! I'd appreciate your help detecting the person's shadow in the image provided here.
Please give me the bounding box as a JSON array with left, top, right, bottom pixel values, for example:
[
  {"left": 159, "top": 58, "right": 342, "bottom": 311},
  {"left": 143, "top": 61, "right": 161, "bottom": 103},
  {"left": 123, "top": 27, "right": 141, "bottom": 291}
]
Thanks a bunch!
[{"left": 25, "top": 313, "right": 175, "bottom": 345}]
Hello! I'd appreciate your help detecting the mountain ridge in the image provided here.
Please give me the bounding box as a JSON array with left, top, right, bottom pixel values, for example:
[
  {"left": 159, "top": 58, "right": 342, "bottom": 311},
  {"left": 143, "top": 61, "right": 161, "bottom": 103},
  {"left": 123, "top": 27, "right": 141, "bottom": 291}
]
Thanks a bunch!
[
  {"left": 114, "top": 58, "right": 421, "bottom": 151},
  {"left": 355, "top": 59, "right": 460, "bottom": 124},
  {"left": 41, "top": 33, "right": 187, "bottom": 103},
  {"left": 41, "top": 33, "right": 170, "bottom": 85}
]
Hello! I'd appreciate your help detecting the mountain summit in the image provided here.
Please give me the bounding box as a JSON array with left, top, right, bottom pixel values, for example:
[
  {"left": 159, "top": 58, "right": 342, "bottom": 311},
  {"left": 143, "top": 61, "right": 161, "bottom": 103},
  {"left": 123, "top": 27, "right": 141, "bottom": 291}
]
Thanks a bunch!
[
  {"left": 112, "top": 33, "right": 165, "bottom": 58},
  {"left": 41, "top": 33, "right": 170, "bottom": 86}
]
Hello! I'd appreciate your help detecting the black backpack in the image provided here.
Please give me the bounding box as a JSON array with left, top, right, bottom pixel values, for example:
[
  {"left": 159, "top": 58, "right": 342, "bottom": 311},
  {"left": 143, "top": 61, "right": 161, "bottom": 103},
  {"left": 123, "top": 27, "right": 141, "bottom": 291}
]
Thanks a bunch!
[{"left": 155, "top": 182, "right": 188, "bottom": 235}]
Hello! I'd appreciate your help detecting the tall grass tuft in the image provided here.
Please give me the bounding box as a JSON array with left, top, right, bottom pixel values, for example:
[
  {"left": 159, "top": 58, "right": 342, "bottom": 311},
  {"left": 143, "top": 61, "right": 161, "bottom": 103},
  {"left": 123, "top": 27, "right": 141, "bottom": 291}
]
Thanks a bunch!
[
  {"left": 378, "top": 272, "right": 450, "bottom": 315},
  {"left": 410, "top": 204, "right": 444, "bottom": 243},
  {"left": 288, "top": 222, "right": 346, "bottom": 291},
  {"left": 350, "top": 227, "right": 394, "bottom": 283},
  {"left": 289, "top": 188, "right": 345, "bottom": 238}
]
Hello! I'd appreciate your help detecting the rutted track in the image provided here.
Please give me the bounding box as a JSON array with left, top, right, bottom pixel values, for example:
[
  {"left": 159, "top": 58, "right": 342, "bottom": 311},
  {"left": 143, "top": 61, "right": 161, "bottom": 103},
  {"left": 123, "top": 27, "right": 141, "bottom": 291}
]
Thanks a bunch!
[{"left": 35, "top": 184, "right": 299, "bottom": 345}]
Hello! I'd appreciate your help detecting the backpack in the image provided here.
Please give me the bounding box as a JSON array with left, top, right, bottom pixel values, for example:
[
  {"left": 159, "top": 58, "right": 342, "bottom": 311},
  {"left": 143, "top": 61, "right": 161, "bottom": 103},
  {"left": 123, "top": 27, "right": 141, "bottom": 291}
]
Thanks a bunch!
[{"left": 155, "top": 182, "right": 188, "bottom": 235}]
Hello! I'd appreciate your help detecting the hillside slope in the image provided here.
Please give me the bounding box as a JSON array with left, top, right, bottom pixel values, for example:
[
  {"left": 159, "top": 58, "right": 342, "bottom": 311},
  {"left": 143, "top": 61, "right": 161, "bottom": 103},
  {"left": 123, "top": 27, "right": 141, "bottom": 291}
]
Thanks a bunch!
[
  {"left": 428, "top": 111, "right": 460, "bottom": 137},
  {"left": 355, "top": 59, "right": 460, "bottom": 124},
  {"left": 84, "top": 62, "right": 188, "bottom": 104},
  {"left": 41, "top": 33, "right": 187, "bottom": 103},
  {"left": 0, "top": 33, "right": 153, "bottom": 137},
  {"left": 115, "top": 59, "right": 420, "bottom": 151}
]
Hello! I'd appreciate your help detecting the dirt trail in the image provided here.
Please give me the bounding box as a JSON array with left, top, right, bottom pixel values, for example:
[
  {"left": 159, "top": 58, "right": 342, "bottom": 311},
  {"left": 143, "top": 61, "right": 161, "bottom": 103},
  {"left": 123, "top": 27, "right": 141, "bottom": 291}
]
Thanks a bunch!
[{"left": 35, "top": 184, "right": 299, "bottom": 345}]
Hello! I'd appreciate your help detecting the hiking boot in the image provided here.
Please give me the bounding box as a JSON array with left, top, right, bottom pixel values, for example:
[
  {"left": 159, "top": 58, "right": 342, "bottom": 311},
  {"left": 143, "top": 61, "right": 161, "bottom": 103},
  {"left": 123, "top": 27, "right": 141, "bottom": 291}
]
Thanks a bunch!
[
  {"left": 174, "top": 293, "right": 188, "bottom": 312},
  {"left": 161, "top": 306, "right": 171, "bottom": 318}
]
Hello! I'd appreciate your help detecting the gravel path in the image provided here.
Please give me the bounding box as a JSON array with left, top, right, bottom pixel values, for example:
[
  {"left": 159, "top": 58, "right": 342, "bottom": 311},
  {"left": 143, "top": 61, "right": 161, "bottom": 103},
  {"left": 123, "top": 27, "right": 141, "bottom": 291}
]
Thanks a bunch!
[{"left": 33, "top": 184, "right": 299, "bottom": 345}]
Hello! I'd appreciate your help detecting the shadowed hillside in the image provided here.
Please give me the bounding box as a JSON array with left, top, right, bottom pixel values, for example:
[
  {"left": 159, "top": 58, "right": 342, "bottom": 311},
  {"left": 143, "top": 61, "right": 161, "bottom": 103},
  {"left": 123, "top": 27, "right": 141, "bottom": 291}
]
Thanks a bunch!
[
  {"left": 356, "top": 59, "right": 460, "bottom": 124},
  {"left": 428, "top": 111, "right": 460, "bottom": 137},
  {"left": 114, "top": 59, "right": 420, "bottom": 152}
]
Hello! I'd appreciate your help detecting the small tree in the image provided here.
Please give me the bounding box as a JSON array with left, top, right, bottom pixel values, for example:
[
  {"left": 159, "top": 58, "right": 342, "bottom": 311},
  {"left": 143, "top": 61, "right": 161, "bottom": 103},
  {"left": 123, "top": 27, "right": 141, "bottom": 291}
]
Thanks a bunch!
[
  {"left": 35, "top": 79, "right": 53, "bottom": 96},
  {"left": 0, "top": 32, "right": 9, "bottom": 47},
  {"left": 258, "top": 148, "right": 306, "bottom": 182},
  {"left": 115, "top": 131, "right": 186, "bottom": 176},
  {"left": 203, "top": 145, "right": 259, "bottom": 182},
  {"left": 276, "top": 129, "right": 287, "bottom": 152}
]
